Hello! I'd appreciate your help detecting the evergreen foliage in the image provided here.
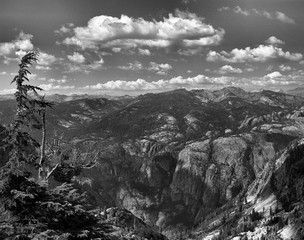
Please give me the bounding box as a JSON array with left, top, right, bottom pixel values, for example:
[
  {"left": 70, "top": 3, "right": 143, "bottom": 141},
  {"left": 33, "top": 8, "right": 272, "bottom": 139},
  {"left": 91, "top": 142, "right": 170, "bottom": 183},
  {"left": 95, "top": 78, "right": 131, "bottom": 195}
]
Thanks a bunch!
[
  {"left": 0, "top": 52, "right": 110, "bottom": 239},
  {"left": 2, "top": 51, "right": 53, "bottom": 175},
  {"left": 0, "top": 173, "right": 109, "bottom": 239}
]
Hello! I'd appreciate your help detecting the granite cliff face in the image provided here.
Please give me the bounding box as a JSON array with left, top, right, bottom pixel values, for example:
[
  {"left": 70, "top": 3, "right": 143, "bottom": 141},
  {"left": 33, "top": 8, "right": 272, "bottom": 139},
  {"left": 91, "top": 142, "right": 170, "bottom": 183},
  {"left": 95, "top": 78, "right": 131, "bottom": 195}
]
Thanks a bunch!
[
  {"left": 78, "top": 132, "right": 295, "bottom": 238},
  {"left": 1, "top": 87, "right": 304, "bottom": 239},
  {"left": 190, "top": 137, "right": 304, "bottom": 240}
]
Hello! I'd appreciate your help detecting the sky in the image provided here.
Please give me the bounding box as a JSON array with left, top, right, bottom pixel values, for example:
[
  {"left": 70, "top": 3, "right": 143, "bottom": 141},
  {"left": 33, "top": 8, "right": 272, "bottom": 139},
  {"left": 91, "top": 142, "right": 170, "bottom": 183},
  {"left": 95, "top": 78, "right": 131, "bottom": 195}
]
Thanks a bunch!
[{"left": 0, "top": 0, "right": 304, "bottom": 96}]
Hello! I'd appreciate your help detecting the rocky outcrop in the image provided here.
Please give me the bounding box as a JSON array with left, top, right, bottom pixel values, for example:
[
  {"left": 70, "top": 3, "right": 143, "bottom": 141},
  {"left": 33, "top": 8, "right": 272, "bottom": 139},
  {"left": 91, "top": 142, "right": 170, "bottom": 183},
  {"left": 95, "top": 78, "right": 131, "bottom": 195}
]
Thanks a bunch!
[
  {"left": 184, "top": 114, "right": 201, "bottom": 134},
  {"left": 171, "top": 141, "right": 210, "bottom": 202},
  {"left": 288, "top": 106, "right": 304, "bottom": 119},
  {"left": 250, "top": 140, "right": 275, "bottom": 176},
  {"left": 239, "top": 111, "right": 287, "bottom": 129},
  {"left": 75, "top": 130, "right": 299, "bottom": 239},
  {"left": 272, "top": 139, "right": 304, "bottom": 209},
  {"left": 192, "top": 137, "right": 304, "bottom": 240},
  {"left": 108, "top": 135, "right": 281, "bottom": 234},
  {"left": 212, "top": 137, "right": 250, "bottom": 202}
]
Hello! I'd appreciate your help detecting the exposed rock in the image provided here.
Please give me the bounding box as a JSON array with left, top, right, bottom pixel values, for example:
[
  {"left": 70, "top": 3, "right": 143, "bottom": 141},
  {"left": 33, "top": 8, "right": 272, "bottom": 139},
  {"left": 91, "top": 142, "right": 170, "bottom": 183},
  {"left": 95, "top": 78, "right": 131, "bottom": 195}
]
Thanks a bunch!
[
  {"left": 205, "top": 131, "right": 219, "bottom": 138},
  {"left": 203, "top": 163, "right": 220, "bottom": 208},
  {"left": 147, "top": 152, "right": 177, "bottom": 188},
  {"left": 224, "top": 129, "right": 233, "bottom": 134},
  {"left": 184, "top": 113, "right": 201, "bottom": 134},
  {"left": 118, "top": 187, "right": 155, "bottom": 213},
  {"left": 212, "top": 137, "right": 251, "bottom": 202},
  {"left": 259, "top": 96, "right": 279, "bottom": 106},
  {"left": 290, "top": 109, "right": 304, "bottom": 119},
  {"left": 273, "top": 139, "right": 304, "bottom": 209},
  {"left": 157, "top": 113, "right": 179, "bottom": 131},
  {"left": 239, "top": 111, "right": 288, "bottom": 129},
  {"left": 148, "top": 131, "right": 182, "bottom": 143},
  {"left": 250, "top": 140, "right": 275, "bottom": 176},
  {"left": 192, "top": 89, "right": 216, "bottom": 103},
  {"left": 171, "top": 140, "right": 211, "bottom": 203},
  {"left": 104, "top": 207, "right": 168, "bottom": 240}
]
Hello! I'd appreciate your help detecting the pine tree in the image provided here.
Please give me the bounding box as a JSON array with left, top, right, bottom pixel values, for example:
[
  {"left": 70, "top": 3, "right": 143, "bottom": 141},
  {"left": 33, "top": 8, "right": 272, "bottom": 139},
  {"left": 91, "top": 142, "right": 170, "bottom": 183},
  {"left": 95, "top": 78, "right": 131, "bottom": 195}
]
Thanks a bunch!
[
  {"left": 0, "top": 52, "right": 109, "bottom": 239},
  {"left": 2, "top": 51, "right": 53, "bottom": 176}
]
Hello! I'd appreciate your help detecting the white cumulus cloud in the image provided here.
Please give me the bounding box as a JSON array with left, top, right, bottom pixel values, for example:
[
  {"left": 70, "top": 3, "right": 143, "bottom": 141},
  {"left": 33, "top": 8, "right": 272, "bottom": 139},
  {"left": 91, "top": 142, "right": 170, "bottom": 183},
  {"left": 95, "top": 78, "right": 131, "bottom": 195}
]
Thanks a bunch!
[
  {"left": 216, "top": 65, "right": 243, "bottom": 74},
  {"left": 118, "top": 61, "right": 143, "bottom": 71},
  {"left": 0, "top": 88, "right": 16, "bottom": 95},
  {"left": 138, "top": 48, "right": 151, "bottom": 56},
  {"left": 219, "top": 6, "right": 250, "bottom": 16},
  {"left": 207, "top": 45, "right": 303, "bottom": 63},
  {"left": 0, "top": 32, "right": 35, "bottom": 64},
  {"left": 0, "top": 33, "right": 59, "bottom": 69},
  {"left": 0, "top": 32, "right": 34, "bottom": 57},
  {"left": 37, "top": 52, "right": 57, "bottom": 66},
  {"left": 84, "top": 79, "right": 160, "bottom": 91},
  {"left": 36, "top": 66, "right": 51, "bottom": 71},
  {"left": 251, "top": 71, "right": 299, "bottom": 87},
  {"left": 39, "top": 83, "right": 75, "bottom": 91},
  {"left": 55, "top": 23, "right": 75, "bottom": 35},
  {"left": 275, "top": 11, "right": 295, "bottom": 24},
  {"left": 59, "top": 10, "right": 224, "bottom": 55},
  {"left": 148, "top": 62, "right": 173, "bottom": 75},
  {"left": 67, "top": 52, "right": 86, "bottom": 64},
  {"left": 78, "top": 70, "right": 304, "bottom": 93},
  {"left": 219, "top": 6, "right": 295, "bottom": 24},
  {"left": 279, "top": 65, "right": 292, "bottom": 72},
  {"left": 83, "top": 74, "right": 234, "bottom": 92},
  {"left": 65, "top": 56, "right": 104, "bottom": 73},
  {"left": 48, "top": 78, "right": 68, "bottom": 84},
  {"left": 265, "top": 71, "right": 283, "bottom": 79},
  {"left": 265, "top": 36, "right": 285, "bottom": 46}
]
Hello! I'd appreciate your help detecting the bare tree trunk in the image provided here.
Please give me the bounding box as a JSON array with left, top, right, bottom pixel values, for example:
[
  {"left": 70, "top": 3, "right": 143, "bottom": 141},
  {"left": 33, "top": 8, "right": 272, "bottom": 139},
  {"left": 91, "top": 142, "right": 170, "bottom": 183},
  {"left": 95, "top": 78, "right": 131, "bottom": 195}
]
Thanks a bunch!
[
  {"left": 46, "top": 163, "right": 59, "bottom": 180},
  {"left": 38, "top": 110, "right": 46, "bottom": 182}
]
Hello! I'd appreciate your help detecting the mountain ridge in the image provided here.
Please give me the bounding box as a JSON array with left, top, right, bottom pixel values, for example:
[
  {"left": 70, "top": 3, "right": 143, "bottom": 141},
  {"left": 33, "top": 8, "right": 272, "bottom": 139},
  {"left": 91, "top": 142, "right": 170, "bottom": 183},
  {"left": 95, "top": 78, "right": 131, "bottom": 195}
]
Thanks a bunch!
[{"left": 1, "top": 87, "right": 304, "bottom": 239}]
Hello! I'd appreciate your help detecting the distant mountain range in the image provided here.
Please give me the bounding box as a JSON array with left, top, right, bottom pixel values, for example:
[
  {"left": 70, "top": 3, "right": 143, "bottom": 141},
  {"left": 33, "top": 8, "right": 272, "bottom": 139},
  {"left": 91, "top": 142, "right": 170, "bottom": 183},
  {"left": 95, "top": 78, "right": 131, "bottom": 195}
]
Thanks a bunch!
[
  {"left": 285, "top": 86, "right": 304, "bottom": 96},
  {"left": 1, "top": 86, "right": 304, "bottom": 102},
  {"left": 0, "top": 93, "right": 134, "bottom": 102},
  {"left": 1, "top": 87, "right": 304, "bottom": 239}
]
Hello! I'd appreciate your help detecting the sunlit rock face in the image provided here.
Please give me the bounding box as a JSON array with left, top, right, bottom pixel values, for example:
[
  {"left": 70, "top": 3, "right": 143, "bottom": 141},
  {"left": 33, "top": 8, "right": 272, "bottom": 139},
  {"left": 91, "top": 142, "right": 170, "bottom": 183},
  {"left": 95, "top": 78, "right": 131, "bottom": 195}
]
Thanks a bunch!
[
  {"left": 171, "top": 140, "right": 210, "bottom": 202},
  {"left": 167, "top": 135, "right": 276, "bottom": 221},
  {"left": 77, "top": 133, "right": 282, "bottom": 236}
]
